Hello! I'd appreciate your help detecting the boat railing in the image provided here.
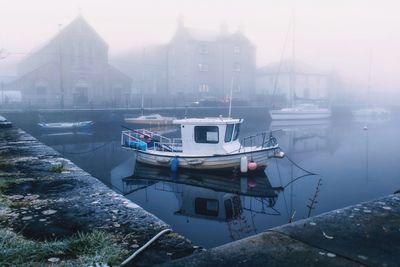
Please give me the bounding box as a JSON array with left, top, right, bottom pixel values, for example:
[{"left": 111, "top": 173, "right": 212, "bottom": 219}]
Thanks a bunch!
[
  {"left": 121, "top": 129, "right": 172, "bottom": 149},
  {"left": 238, "top": 131, "right": 279, "bottom": 153},
  {"left": 152, "top": 138, "right": 183, "bottom": 152},
  {"left": 121, "top": 129, "right": 183, "bottom": 152}
]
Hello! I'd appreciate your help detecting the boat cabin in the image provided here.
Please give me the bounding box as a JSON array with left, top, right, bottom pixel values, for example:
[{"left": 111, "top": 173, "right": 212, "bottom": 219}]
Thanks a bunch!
[{"left": 173, "top": 117, "right": 243, "bottom": 155}]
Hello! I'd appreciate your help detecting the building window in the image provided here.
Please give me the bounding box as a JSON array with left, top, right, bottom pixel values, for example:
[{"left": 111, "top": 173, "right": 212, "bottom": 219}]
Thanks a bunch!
[
  {"left": 199, "top": 44, "right": 208, "bottom": 54},
  {"left": 199, "top": 83, "right": 209, "bottom": 93},
  {"left": 234, "top": 46, "right": 240, "bottom": 54},
  {"left": 234, "top": 63, "right": 241, "bottom": 72},
  {"left": 194, "top": 126, "right": 219, "bottom": 143},
  {"left": 198, "top": 63, "right": 209, "bottom": 72}
]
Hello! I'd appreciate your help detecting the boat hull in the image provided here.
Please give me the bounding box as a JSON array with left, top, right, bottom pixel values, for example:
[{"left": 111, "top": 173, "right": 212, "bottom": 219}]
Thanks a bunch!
[
  {"left": 131, "top": 147, "right": 279, "bottom": 171},
  {"left": 270, "top": 110, "right": 331, "bottom": 120},
  {"left": 124, "top": 118, "right": 175, "bottom": 125},
  {"left": 38, "top": 121, "right": 93, "bottom": 131},
  {"left": 352, "top": 108, "right": 390, "bottom": 118}
]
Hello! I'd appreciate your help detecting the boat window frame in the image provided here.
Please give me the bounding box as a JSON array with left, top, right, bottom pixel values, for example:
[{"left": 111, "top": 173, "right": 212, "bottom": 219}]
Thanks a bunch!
[
  {"left": 224, "top": 124, "right": 234, "bottom": 143},
  {"left": 194, "top": 126, "right": 219, "bottom": 144},
  {"left": 195, "top": 198, "right": 219, "bottom": 217},
  {"left": 232, "top": 123, "right": 240, "bottom": 141}
]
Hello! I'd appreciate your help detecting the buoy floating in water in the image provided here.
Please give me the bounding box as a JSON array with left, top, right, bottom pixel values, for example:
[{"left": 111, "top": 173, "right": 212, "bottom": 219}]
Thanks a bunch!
[
  {"left": 247, "top": 178, "right": 257, "bottom": 188},
  {"left": 248, "top": 160, "right": 257, "bottom": 171}
]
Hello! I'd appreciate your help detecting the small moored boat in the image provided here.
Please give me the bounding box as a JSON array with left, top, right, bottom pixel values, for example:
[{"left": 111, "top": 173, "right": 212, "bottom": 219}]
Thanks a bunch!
[
  {"left": 38, "top": 121, "right": 93, "bottom": 131},
  {"left": 124, "top": 114, "right": 177, "bottom": 125},
  {"left": 121, "top": 117, "right": 284, "bottom": 172},
  {"left": 270, "top": 104, "right": 331, "bottom": 120},
  {"left": 0, "top": 115, "right": 12, "bottom": 128}
]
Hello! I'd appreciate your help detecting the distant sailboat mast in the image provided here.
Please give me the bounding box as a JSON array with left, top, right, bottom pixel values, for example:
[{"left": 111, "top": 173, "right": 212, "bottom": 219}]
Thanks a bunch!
[
  {"left": 290, "top": 9, "right": 296, "bottom": 108},
  {"left": 367, "top": 51, "right": 372, "bottom": 108},
  {"left": 140, "top": 94, "right": 144, "bottom": 116}
]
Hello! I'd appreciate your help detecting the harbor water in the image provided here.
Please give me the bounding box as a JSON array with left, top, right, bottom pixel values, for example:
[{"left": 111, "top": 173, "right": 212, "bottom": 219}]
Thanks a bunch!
[{"left": 18, "top": 108, "right": 400, "bottom": 248}]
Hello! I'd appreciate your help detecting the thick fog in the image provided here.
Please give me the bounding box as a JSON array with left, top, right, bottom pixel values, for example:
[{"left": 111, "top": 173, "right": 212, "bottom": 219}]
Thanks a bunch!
[{"left": 0, "top": 0, "right": 399, "bottom": 100}]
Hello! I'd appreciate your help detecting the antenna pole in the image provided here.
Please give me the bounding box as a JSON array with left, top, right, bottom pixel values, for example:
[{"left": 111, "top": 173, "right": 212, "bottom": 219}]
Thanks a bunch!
[
  {"left": 367, "top": 50, "right": 372, "bottom": 108},
  {"left": 141, "top": 93, "right": 144, "bottom": 116},
  {"left": 228, "top": 77, "right": 233, "bottom": 118},
  {"left": 58, "top": 24, "right": 64, "bottom": 109}
]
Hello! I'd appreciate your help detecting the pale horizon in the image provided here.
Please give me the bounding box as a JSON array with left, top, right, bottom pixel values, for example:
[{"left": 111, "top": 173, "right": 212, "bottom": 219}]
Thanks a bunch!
[{"left": 1, "top": 0, "right": 399, "bottom": 93}]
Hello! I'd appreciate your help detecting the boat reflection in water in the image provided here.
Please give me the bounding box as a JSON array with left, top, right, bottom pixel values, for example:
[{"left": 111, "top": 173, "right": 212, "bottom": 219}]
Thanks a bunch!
[
  {"left": 269, "top": 119, "right": 334, "bottom": 156},
  {"left": 119, "top": 162, "right": 284, "bottom": 242}
]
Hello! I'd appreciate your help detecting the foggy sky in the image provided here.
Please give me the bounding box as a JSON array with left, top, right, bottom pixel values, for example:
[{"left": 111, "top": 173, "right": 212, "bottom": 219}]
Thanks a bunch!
[{"left": 0, "top": 0, "right": 399, "bottom": 92}]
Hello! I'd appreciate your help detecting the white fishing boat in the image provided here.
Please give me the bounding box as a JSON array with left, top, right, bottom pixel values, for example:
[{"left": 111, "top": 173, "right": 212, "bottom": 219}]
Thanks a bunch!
[
  {"left": 124, "top": 114, "right": 177, "bottom": 125},
  {"left": 38, "top": 120, "right": 93, "bottom": 130},
  {"left": 270, "top": 104, "right": 331, "bottom": 120},
  {"left": 121, "top": 117, "right": 284, "bottom": 172}
]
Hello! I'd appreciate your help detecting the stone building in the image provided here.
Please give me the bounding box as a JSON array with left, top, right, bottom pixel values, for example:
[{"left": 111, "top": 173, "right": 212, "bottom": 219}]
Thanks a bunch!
[
  {"left": 113, "top": 45, "right": 168, "bottom": 107},
  {"left": 167, "top": 18, "right": 256, "bottom": 103},
  {"left": 116, "top": 17, "right": 256, "bottom": 106},
  {"left": 256, "top": 61, "right": 329, "bottom": 106},
  {"left": 14, "top": 15, "right": 131, "bottom": 108}
]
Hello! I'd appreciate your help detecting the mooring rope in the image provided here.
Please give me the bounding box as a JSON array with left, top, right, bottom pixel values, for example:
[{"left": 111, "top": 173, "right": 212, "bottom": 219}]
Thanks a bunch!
[
  {"left": 120, "top": 228, "right": 172, "bottom": 266},
  {"left": 285, "top": 154, "right": 318, "bottom": 176}
]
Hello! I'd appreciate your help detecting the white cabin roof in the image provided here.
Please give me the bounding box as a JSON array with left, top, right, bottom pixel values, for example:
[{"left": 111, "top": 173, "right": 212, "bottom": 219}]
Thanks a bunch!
[{"left": 173, "top": 117, "right": 242, "bottom": 125}]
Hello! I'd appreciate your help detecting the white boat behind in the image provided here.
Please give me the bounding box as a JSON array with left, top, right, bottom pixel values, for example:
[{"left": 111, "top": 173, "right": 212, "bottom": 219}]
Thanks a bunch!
[
  {"left": 124, "top": 114, "right": 177, "bottom": 125},
  {"left": 270, "top": 104, "right": 331, "bottom": 120},
  {"left": 352, "top": 107, "right": 390, "bottom": 118},
  {"left": 121, "top": 117, "right": 284, "bottom": 172},
  {"left": 38, "top": 120, "right": 93, "bottom": 130},
  {"left": 0, "top": 115, "right": 12, "bottom": 128}
]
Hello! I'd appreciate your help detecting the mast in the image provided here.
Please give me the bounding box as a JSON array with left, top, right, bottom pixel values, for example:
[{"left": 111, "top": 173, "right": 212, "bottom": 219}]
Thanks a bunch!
[
  {"left": 367, "top": 51, "right": 372, "bottom": 108},
  {"left": 228, "top": 77, "right": 233, "bottom": 118},
  {"left": 140, "top": 94, "right": 144, "bottom": 116},
  {"left": 289, "top": 9, "right": 296, "bottom": 108},
  {"left": 58, "top": 24, "right": 64, "bottom": 109}
]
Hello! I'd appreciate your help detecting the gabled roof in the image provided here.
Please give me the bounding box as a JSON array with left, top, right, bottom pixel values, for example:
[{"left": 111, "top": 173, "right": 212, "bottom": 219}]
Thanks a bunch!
[
  {"left": 184, "top": 27, "right": 220, "bottom": 42},
  {"left": 173, "top": 24, "right": 253, "bottom": 45},
  {"left": 23, "top": 15, "right": 108, "bottom": 61}
]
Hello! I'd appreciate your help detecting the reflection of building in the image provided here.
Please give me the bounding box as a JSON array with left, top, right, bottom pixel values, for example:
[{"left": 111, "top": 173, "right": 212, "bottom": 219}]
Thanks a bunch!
[
  {"left": 256, "top": 61, "right": 329, "bottom": 105},
  {"left": 13, "top": 15, "right": 132, "bottom": 108}
]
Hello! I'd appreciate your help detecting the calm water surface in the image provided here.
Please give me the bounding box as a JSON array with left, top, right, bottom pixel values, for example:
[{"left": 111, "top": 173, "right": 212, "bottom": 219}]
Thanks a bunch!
[{"left": 23, "top": 110, "right": 400, "bottom": 248}]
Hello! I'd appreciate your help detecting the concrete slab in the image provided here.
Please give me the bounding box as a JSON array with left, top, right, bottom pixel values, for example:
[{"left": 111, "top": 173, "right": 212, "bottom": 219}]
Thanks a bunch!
[
  {"left": 275, "top": 195, "right": 400, "bottom": 267},
  {"left": 158, "top": 231, "right": 364, "bottom": 267},
  {"left": 0, "top": 127, "right": 196, "bottom": 266},
  {"left": 159, "top": 195, "right": 400, "bottom": 267}
]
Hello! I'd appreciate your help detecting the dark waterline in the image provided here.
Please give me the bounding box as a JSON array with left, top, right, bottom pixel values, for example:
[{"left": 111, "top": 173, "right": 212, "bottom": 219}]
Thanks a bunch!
[{"left": 14, "top": 108, "right": 400, "bottom": 248}]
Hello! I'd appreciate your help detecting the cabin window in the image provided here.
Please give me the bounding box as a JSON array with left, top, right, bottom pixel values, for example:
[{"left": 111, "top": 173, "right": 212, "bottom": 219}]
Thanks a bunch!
[
  {"left": 225, "top": 124, "right": 234, "bottom": 142},
  {"left": 195, "top": 198, "right": 219, "bottom": 217},
  {"left": 194, "top": 126, "right": 219, "bottom": 143},
  {"left": 232, "top": 123, "right": 240, "bottom": 141}
]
